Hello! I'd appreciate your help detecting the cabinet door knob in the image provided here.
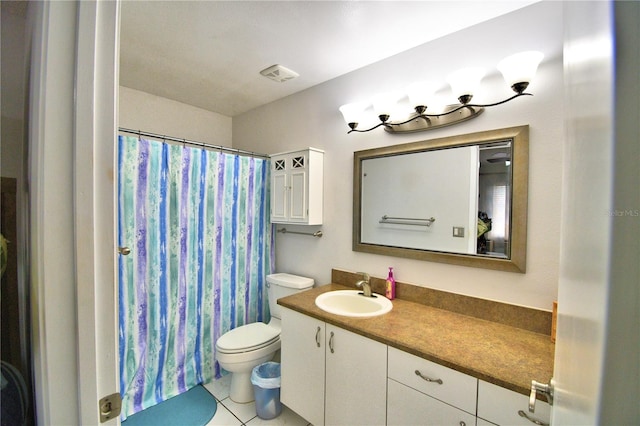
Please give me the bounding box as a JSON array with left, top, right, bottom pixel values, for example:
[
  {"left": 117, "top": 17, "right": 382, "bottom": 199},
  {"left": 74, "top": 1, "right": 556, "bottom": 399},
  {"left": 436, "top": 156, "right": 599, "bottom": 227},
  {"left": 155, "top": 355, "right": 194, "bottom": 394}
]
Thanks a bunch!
[{"left": 118, "top": 246, "right": 131, "bottom": 255}]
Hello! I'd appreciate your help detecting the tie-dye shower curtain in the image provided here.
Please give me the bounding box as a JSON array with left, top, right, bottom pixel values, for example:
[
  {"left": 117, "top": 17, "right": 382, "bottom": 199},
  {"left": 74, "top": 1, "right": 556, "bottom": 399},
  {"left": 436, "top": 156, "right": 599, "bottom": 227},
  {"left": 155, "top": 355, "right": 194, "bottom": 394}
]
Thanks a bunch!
[{"left": 117, "top": 135, "right": 273, "bottom": 419}]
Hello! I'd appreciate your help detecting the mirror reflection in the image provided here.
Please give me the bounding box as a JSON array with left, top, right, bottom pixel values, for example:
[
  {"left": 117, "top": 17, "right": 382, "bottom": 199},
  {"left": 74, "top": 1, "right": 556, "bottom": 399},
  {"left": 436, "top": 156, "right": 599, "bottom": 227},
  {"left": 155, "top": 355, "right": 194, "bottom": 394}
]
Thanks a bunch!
[
  {"left": 477, "top": 143, "right": 511, "bottom": 257},
  {"left": 353, "top": 126, "right": 528, "bottom": 273}
]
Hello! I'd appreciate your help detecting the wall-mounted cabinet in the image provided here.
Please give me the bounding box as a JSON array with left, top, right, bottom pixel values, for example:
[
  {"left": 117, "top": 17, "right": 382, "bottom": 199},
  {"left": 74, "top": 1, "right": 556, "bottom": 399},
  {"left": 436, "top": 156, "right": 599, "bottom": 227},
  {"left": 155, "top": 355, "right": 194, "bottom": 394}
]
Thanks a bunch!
[{"left": 270, "top": 148, "right": 323, "bottom": 225}]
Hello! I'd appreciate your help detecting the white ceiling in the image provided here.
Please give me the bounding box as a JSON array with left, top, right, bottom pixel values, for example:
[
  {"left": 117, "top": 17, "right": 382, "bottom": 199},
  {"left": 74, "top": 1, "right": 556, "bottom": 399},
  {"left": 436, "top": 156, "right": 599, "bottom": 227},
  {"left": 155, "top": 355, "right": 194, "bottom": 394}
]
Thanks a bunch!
[{"left": 119, "top": 1, "right": 539, "bottom": 118}]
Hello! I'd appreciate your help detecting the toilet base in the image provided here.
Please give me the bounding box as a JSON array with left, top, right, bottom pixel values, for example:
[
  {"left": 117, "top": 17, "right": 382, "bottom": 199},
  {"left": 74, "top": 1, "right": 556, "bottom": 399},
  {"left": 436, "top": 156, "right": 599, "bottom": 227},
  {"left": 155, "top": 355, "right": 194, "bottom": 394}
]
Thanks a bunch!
[
  {"left": 229, "top": 370, "right": 255, "bottom": 403},
  {"left": 221, "top": 350, "right": 277, "bottom": 403}
]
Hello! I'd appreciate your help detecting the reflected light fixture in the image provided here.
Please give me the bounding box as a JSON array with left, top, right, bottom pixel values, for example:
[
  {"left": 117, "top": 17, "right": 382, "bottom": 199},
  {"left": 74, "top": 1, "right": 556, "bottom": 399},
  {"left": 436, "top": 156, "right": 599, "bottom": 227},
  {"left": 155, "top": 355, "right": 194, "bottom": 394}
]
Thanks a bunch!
[{"left": 339, "top": 51, "right": 543, "bottom": 134}]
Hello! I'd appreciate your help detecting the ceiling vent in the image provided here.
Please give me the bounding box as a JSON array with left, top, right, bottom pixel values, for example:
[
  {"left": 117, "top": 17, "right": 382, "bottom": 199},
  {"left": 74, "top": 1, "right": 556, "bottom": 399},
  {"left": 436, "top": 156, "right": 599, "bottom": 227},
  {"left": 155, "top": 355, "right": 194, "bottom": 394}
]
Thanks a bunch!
[{"left": 259, "top": 64, "right": 299, "bottom": 83}]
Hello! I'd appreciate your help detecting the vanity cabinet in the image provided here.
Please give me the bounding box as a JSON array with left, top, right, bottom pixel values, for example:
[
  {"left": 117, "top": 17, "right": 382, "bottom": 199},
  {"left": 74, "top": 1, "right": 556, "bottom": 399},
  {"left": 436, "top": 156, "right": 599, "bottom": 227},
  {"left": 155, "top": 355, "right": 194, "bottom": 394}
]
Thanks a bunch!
[
  {"left": 280, "top": 307, "right": 387, "bottom": 426},
  {"left": 279, "top": 294, "right": 550, "bottom": 426},
  {"left": 387, "top": 347, "right": 477, "bottom": 425},
  {"left": 270, "top": 148, "right": 323, "bottom": 225},
  {"left": 477, "top": 380, "right": 551, "bottom": 426}
]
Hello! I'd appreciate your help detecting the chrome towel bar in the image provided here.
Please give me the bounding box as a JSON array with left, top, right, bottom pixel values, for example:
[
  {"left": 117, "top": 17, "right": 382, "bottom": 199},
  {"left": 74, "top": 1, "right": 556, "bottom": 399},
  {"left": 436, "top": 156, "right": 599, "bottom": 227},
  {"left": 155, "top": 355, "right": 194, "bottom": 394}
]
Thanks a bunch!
[
  {"left": 379, "top": 215, "right": 436, "bottom": 227},
  {"left": 277, "top": 228, "right": 323, "bottom": 238}
]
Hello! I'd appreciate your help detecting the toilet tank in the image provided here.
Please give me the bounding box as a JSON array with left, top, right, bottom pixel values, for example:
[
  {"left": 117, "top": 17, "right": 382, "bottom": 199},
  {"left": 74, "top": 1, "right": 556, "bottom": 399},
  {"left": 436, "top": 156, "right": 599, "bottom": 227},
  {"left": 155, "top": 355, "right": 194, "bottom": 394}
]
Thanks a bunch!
[{"left": 266, "top": 273, "right": 314, "bottom": 319}]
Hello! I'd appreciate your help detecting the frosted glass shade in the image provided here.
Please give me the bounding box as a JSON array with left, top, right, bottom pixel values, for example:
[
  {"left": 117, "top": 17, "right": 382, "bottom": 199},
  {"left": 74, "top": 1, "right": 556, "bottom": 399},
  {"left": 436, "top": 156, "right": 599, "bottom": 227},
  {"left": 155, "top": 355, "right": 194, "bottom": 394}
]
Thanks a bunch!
[
  {"left": 497, "top": 51, "right": 544, "bottom": 91},
  {"left": 370, "top": 91, "right": 404, "bottom": 119},
  {"left": 406, "top": 81, "right": 439, "bottom": 109},
  {"left": 339, "top": 101, "right": 369, "bottom": 125},
  {"left": 446, "top": 67, "right": 486, "bottom": 101}
]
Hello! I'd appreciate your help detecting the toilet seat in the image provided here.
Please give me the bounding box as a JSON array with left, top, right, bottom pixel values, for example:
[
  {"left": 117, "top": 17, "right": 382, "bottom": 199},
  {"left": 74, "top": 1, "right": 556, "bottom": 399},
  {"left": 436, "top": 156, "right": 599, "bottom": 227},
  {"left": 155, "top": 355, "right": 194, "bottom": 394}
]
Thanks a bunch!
[{"left": 216, "top": 323, "right": 280, "bottom": 354}]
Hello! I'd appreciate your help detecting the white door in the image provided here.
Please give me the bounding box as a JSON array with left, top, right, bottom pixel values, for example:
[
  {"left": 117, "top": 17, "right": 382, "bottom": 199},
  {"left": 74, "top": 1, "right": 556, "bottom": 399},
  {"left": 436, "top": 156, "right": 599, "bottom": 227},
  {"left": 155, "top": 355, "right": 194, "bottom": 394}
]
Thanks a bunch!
[{"left": 553, "top": 1, "right": 639, "bottom": 424}]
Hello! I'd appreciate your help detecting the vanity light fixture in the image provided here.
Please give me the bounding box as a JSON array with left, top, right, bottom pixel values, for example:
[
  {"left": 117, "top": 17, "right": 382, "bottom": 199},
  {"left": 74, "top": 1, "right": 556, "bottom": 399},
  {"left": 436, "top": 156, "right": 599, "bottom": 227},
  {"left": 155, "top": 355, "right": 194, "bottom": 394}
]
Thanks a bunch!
[{"left": 339, "top": 51, "right": 543, "bottom": 134}]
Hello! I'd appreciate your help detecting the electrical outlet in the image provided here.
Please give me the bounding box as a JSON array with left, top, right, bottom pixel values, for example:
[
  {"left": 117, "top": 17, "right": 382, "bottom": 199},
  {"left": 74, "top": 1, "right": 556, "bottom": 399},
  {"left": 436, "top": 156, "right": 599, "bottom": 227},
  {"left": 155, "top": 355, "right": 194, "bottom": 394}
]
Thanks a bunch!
[{"left": 452, "top": 227, "right": 465, "bottom": 238}]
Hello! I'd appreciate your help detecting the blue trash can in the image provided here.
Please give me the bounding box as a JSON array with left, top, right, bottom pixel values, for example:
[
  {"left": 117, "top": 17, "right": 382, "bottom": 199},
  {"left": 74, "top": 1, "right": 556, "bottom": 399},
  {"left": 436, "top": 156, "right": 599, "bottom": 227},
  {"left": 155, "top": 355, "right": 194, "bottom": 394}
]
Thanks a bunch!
[{"left": 251, "top": 362, "right": 282, "bottom": 419}]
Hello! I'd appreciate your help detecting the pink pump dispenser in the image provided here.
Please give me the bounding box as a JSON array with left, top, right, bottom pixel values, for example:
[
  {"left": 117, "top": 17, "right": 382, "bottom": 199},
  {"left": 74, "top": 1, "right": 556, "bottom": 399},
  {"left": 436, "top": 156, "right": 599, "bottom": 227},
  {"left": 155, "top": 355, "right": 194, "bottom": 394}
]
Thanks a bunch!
[{"left": 385, "top": 267, "right": 396, "bottom": 300}]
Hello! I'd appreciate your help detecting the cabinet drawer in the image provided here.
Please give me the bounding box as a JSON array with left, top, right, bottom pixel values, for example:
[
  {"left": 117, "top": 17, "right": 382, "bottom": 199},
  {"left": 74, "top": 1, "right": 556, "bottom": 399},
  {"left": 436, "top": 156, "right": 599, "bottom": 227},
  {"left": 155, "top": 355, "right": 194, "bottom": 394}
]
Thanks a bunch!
[
  {"left": 388, "top": 379, "right": 476, "bottom": 426},
  {"left": 477, "top": 380, "right": 551, "bottom": 426},
  {"left": 388, "top": 347, "right": 477, "bottom": 415}
]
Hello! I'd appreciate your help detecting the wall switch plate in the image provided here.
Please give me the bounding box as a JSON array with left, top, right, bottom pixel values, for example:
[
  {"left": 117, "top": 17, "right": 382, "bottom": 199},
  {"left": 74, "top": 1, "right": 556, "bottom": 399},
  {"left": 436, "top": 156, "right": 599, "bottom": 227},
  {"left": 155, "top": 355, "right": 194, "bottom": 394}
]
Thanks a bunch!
[{"left": 452, "top": 227, "right": 465, "bottom": 238}]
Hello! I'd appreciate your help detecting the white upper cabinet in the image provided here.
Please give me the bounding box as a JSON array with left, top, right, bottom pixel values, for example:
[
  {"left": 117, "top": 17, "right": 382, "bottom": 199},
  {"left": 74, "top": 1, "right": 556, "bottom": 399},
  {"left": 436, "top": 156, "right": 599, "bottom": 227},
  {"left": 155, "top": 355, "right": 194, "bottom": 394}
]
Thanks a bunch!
[{"left": 270, "top": 148, "right": 324, "bottom": 224}]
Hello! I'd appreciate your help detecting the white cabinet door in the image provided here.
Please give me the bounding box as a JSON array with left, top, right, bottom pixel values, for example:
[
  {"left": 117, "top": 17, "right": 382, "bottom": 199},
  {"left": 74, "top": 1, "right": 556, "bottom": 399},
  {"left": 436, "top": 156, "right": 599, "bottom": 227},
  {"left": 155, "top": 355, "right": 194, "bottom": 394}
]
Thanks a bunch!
[
  {"left": 477, "top": 380, "right": 550, "bottom": 426},
  {"left": 325, "top": 325, "right": 387, "bottom": 426},
  {"left": 387, "top": 379, "right": 476, "bottom": 426},
  {"left": 280, "top": 308, "right": 326, "bottom": 426},
  {"left": 288, "top": 167, "right": 307, "bottom": 222},
  {"left": 271, "top": 170, "right": 288, "bottom": 222}
]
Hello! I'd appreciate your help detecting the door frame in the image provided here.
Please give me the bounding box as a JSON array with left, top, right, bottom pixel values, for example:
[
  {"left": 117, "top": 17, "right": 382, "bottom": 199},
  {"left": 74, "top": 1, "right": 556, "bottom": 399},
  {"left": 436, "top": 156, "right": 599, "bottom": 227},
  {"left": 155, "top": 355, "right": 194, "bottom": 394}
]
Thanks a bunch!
[{"left": 29, "top": 1, "right": 120, "bottom": 424}]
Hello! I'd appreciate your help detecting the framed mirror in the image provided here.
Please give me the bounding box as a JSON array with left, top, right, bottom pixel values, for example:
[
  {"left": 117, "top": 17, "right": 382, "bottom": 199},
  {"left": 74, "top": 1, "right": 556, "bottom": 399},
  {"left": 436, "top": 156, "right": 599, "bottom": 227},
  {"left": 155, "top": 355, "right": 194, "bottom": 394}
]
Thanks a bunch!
[{"left": 353, "top": 125, "right": 528, "bottom": 273}]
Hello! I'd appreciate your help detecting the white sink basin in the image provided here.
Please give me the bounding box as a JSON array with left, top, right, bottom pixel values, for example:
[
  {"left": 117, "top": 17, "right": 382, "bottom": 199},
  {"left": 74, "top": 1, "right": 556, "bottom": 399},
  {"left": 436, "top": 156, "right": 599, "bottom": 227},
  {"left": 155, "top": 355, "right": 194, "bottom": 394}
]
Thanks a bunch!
[{"left": 315, "top": 290, "right": 393, "bottom": 318}]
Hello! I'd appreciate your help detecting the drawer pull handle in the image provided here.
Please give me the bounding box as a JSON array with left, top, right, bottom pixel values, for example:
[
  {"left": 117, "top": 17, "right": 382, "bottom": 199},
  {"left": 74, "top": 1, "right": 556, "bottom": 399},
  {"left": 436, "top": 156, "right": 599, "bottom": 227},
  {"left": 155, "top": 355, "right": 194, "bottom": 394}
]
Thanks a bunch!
[
  {"left": 518, "top": 410, "right": 549, "bottom": 426},
  {"left": 315, "top": 326, "right": 321, "bottom": 348},
  {"left": 329, "top": 331, "right": 335, "bottom": 353},
  {"left": 414, "top": 370, "right": 443, "bottom": 384}
]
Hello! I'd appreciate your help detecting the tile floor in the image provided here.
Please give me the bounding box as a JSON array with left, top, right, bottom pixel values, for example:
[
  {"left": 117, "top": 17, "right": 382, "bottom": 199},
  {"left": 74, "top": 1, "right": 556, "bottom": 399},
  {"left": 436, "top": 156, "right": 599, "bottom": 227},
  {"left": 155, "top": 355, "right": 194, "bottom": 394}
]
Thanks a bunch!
[{"left": 203, "top": 374, "right": 311, "bottom": 426}]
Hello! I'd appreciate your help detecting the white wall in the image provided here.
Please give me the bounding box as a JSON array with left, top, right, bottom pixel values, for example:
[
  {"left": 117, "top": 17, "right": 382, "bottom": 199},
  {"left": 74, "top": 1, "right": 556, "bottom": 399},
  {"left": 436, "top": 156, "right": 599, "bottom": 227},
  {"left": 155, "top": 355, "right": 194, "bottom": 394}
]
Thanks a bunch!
[
  {"left": 233, "top": 2, "right": 564, "bottom": 310},
  {"left": 119, "top": 86, "right": 232, "bottom": 146}
]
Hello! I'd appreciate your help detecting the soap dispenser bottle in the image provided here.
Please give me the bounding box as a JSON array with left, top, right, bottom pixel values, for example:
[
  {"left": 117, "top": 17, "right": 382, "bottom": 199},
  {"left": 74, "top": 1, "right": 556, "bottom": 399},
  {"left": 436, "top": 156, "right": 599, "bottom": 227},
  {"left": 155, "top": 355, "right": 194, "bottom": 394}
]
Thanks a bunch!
[{"left": 385, "top": 267, "right": 396, "bottom": 300}]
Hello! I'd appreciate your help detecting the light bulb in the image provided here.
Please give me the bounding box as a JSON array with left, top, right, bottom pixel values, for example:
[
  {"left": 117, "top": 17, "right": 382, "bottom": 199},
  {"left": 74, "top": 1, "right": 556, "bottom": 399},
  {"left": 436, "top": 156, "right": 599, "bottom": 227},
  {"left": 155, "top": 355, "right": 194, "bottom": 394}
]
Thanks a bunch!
[{"left": 339, "top": 101, "right": 369, "bottom": 129}]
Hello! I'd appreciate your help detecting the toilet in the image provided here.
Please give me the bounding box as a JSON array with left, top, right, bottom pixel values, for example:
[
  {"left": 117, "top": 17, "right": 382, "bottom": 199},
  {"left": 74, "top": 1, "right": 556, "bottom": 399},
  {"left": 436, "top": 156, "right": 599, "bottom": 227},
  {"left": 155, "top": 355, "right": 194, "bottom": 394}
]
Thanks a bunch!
[{"left": 215, "top": 273, "right": 314, "bottom": 403}]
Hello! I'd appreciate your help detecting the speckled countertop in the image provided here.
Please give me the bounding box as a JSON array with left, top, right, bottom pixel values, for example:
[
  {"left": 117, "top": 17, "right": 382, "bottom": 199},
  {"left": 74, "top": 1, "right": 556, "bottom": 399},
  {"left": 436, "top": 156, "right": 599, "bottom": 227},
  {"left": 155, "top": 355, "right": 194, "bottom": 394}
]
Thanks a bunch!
[{"left": 278, "top": 283, "right": 555, "bottom": 396}]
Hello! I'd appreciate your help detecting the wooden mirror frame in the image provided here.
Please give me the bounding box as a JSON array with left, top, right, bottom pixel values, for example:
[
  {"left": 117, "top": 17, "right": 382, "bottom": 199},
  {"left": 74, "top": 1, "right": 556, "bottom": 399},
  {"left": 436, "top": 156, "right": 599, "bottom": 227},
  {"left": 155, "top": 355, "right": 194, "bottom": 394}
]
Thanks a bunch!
[{"left": 353, "top": 125, "right": 529, "bottom": 273}]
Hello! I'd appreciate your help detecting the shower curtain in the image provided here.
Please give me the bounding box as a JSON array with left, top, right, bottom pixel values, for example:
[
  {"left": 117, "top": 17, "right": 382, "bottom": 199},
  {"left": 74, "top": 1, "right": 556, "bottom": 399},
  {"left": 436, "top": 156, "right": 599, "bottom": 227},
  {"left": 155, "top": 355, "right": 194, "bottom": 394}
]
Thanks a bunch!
[{"left": 117, "top": 135, "right": 273, "bottom": 419}]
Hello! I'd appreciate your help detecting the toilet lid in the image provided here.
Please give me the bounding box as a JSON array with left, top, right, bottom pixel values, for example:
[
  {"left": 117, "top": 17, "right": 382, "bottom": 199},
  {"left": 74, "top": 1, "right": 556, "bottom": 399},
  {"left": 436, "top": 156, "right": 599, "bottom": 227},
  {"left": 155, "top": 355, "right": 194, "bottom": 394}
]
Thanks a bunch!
[{"left": 216, "top": 322, "right": 280, "bottom": 353}]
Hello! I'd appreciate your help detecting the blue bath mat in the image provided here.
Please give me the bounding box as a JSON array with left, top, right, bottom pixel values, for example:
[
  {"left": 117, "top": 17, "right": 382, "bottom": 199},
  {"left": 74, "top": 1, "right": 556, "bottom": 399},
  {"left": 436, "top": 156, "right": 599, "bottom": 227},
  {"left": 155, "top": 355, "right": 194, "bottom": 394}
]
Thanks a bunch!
[{"left": 122, "top": 385, "right": 217, "bottom": 426}]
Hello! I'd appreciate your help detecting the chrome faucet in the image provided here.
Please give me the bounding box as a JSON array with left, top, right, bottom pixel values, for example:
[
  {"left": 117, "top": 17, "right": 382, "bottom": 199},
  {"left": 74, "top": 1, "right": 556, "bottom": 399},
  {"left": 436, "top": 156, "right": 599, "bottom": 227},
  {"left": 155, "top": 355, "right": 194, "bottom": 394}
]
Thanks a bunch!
[{"left": 355, "top": 272, "right": 372, "bottom": 297}]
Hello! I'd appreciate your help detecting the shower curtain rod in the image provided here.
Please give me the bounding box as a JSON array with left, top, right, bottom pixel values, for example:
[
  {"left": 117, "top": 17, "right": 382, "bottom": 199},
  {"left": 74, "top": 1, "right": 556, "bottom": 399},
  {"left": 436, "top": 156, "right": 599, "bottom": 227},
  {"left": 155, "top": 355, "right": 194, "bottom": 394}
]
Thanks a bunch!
[{"left": 118, "top": 127, "right": 269, "bottom": 159}]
